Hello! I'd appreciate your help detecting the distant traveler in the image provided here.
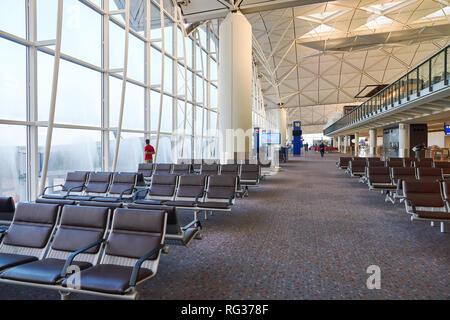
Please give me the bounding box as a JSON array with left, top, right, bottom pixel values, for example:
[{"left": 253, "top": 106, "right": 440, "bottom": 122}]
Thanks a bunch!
[
  {"left": 412, "top": 141, "right": 427, "bottom": 159},
  {"left": 304, "top": 143, "right": 309, "bottom": 152},
  {"left": 319, "top": 141, "right": 325, "bottom": 158},
  {"left": 144, "top": 139, "right": 155, "bottom": 163}
]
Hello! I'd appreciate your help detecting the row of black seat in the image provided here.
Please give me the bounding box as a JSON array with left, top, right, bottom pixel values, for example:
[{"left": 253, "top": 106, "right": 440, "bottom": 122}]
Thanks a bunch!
[
  {"left": 336, "top": 156, "right": 450, "bottom": 233},
  {"left": 0, "top": 202, "right": 167, "bottom": 299}
]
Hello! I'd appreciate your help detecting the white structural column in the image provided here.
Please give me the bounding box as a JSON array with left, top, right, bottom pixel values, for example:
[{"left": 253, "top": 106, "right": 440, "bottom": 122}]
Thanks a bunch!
[
  {"left": 218, "top": 11, "right": 253, "bottom": 162},
  {"left": 344, "top": 135, "right": 349, "bottom": 153},
  {"left": 369, "top": 129, "right": 377, "bottom": 157},
  {"left": 337, "top": 136, "right": 341, "bottom": 153},
  {"left": 399, "top": 123, "right": 409, "bottom": 157},
  {"left": 39, "top": 0, "right": 64, "bottom": 194},
  {"left": 354, "top": 132, "right": 359, "bottom": 156},
  {"left": 279, "top": 108, "right": 287, "bottom": 147}
]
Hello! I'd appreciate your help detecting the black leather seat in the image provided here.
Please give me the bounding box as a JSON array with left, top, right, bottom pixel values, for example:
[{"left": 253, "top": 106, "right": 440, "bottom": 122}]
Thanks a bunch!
[
  {"left": 0, "top": 254, "right": 38, "bottom": 272},
  {"left": 63, "top": 264, "right": 152, "bottom": 295}
]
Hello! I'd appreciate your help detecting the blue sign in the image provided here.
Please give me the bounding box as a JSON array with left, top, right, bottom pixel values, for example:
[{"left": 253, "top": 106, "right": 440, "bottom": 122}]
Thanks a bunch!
[
  {"left": 293, "top": 121, "right": 302, "bottom": 156},
  {"left": 445, "top": 125, "right": 450, "bottom": 136}
]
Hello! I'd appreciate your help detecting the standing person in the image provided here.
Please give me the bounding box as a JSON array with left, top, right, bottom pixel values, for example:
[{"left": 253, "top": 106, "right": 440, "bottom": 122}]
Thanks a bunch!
[
  {"left": 319, "top": 141, "right": 325, "bottom": 158},
  {"left": 144, "top": 139, "right": 155, "bottom": 164},
  {"left": 304, "top": 142, "right": 309, "bottom": 153}
]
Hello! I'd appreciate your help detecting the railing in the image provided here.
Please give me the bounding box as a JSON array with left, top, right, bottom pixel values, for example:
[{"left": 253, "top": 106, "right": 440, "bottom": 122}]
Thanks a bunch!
[{"left": 324, "top": 45, "right": 450, "bottom": 136}]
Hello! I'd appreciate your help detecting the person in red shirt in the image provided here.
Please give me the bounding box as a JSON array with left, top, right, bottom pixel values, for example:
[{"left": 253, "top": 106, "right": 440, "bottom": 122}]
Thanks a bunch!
[{"left": 144, "top": 139, "right": 155, "bottom": 163}]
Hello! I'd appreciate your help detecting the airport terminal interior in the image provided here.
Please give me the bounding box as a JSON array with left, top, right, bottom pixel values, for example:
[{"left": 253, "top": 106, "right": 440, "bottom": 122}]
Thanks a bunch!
[{"left": 0, "top": 0, "right": 449, "bottom": 301}]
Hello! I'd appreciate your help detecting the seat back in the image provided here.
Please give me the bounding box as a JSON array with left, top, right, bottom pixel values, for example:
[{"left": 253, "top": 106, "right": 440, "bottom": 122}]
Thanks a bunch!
[
  {"left": 367, "top": 167, "right": 392, "bottom": 185},
  {"left": 440, "top": 180, "right": 450, "bottom": 201},
  {"left": 62, "top": 171, "right": 88, "bottom": 193},
  {"left": 172, "top": 164, "right": 192, "bottom": 175},
  {"left": 148, "top": 175, "right": 178, "bottom": 201},
  {"left": 0, "top": 203, "right": 59, "bottom": 258},
  {"left": 391, "top": 167, "right": 417, "bottom": 184},
  {"left": 101, "top": 209, "right": 167, "bottom": 274},
  {"left": 240, "top": 164, "right": 261, "bottom": 182},
  {"left": 403, "top": 181, "right": 444, "bottom": 209},
  {"left": 366, "top": 157, "right": 381, "bottom": 162},
  {"left": 85, "top": 172, "right": 112, "bottom": 195},
  {"left": 0, "top": 197, "right": 15, "bottom": 222},
  {"left": 220, "top": 164, "right": 239, "bottom": 176},
  {"left": 175, "top": 175, "right": 206, "bottom": 201},
  {"left": 46, "top": 205, "right": 109, "bottom": 264},
  {"left": 154, "top": 164, "right": 172, "bottom": 175},
  {"left": 201, "top": 164, "right": 219, "bottom": 175},
  {"left": 413, "top": 161, "right": 433, "bottom": 168},
  {"left": 349, "top": 160, "right": 366, "bottom": 173},
  {"left": 417, "top": 167, "right": 443, "bottom": 183},
  {"left": 205, "top": 175, "right": 237, "bottom": 204},
  {"left": 137, "top": 163, "right": 154, "bottom": 178},
  {"left": 337, "top": 157, "right": 352, "bottom": 168},
  {"left": 403, "top": 158, "right": 414, "bottom": 167},
  {"left": 386, "top": 160, "right": 404, "bottom": 168},
  {"left": 434, "top": 161, "right": 450, "bottom": 174},
  {"left": 108, "top": 173, "right": 137, "bottom": 197},
  {"left": 366, "top": 160, "right": 385, "bottom": 168}
]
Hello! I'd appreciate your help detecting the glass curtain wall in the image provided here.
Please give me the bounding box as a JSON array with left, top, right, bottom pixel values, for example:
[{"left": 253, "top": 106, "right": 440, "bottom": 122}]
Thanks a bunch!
[{"left": 0, "top": 0, "right": 220, "bottom": 201}]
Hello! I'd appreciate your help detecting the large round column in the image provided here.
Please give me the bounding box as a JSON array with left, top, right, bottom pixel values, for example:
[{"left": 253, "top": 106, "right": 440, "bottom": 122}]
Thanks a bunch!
[
  {"left": 354, "top": 132, "right": 359, "bottom": 156},
  {"left": 218, "top": 11, "right": 253, "bottom": 163},
  {"left": 344, "top": 135, "right": 349, "bottom": 153},
  {"left": 279, "top": 108, "right": 287, "bottom": 147},
  {"left": 337, "top": 136, "right": 341, "bottom": 153},
  {"left": 369, "top": 129, "right": 377, "bottom": 157},
  {"left": 399, "top": 123, "right": 409, "bottom": 157}
]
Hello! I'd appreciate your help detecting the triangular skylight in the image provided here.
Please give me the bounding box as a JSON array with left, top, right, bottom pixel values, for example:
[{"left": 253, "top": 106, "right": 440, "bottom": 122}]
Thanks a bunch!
[
  {"left": 302, "top": 24, "right": 337, "bottom": 38},
  {"left": 414, "top": 6, "right": 450, "bottom": 23},
  {"left": 363, "top": 15, "right": 394, "bottom": 30}
]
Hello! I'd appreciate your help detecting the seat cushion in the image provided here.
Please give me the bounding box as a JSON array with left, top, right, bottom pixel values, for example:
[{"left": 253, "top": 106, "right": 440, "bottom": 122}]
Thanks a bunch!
[
  {"left": 371, "top": 184, "right": 396, "bottom": 190},
  {"left": 91, "top": 197, "right": 121, "bottom": 203},
  {"left": 36, "top": 198, "right": 76, "bottom": 206},
  {"left": 197, "top": 202, "right": 230, "bottom": 209},
  {"left": 134, "top": 200, "right": 166, "bottom": 205},
  {"left": 0, "top": 253, "right": 38, "bottom": 272},
  {"left": 164, "top": 200, "right": 196, "bottom": 207},
  {"left": 67, "top": 195, "right": 93, "bottom": 201},
  {"left": 0, "top": 258, "right": 92, "bottom": 285},
  {"left": 62, "top": 264, "right": 153, "bottom": 295},
  {"left": 41, "top": 194, "right": 67, "bottom": 200},
  {"left": 416, "top": 211, "right": 450, "bottom": 220}
]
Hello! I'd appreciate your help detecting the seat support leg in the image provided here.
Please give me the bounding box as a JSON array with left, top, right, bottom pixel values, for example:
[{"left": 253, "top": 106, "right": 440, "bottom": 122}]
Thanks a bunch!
[
  {"left": 441, "top": 222, "right": 445, "bottom": 233},
  {"left": 59, "top": 291, "right": 73, "bottom": 300}
]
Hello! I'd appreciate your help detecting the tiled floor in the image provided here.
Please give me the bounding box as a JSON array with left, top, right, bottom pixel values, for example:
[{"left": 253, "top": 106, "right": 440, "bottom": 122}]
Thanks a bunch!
[{"left": 0, "top": 152, "right": 448, "bottom": 299}]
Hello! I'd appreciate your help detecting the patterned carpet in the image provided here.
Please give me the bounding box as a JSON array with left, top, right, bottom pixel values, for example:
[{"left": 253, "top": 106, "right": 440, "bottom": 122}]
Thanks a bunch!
[{"left": 0, "top": 152, "right": 448, "bottom": 300}]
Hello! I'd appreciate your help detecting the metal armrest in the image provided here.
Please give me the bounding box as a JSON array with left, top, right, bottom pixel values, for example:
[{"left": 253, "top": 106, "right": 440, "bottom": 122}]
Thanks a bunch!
[
  {"left": 228, "top": 195, "right": 234, "bottom": 205},
  {"left": 405, "top": 199, "right": 417, "bottom": 214},
  {"left": 119, "top": 187, "right": 135, "bottom": 200},
  {"left": 61, "top": 238, "right": 106, "bottom": 277},
  {"left": 66, "top": 184, "right": 85, "bottom": 196},
  {"left": 42, "top": 184, "right": 64, "bottom": 196},
  {"left": 129, "top": 244, "right": 164, "bottom": 287},
  {"left": 194, "top": 191, "right": 204, "bottom": 204}
]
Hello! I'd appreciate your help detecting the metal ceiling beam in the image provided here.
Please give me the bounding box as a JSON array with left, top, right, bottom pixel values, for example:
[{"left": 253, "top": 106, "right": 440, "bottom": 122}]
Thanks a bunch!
[{"left": 239, "top": 0, "right": 330, "bottom": 15}]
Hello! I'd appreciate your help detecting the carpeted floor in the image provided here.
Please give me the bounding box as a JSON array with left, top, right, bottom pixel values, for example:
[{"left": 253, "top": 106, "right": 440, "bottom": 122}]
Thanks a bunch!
[{"left": 0, "top": 152, "right": 448, "bottom": 300}]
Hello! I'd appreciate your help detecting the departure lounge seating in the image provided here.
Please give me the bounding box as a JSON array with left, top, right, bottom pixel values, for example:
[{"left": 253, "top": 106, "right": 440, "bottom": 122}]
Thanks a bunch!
[
  {"left": 172, "top": 164, "right": 192, "bottom": 176},
  {"left": 135, "top": 175, "right": 178, "bottom": 205},
  {"left": 0, "top": 203, "right": 59, "bottom": 272},
  {"left": 336, "top": 157, "right": 352, "bottom": 169},
  {"left": 347, "top": 160, "right": 366, "bottom": 177},
  {"left": 416, "top": 167, "right": 443, "bottom": 183},
  {"left": 138, "top": 163, "right": 154, "bottom": 184},
  {"left": 60, "top": 208, "right": 167, "bottom": 299},
  {"left": 413, "top": 160, "right": 434, "bottom": 168},
  {"left": 41, "top": 171, "right": 88, "bottom": 200},
  {"left": 127, "top": 203, "right": 200, "bottom": 246},
  {"left": 197, "top": 175, "right": 237, "bottom": 212},
  {"left": 367, "top": 167, "right": 396, "bottom": 193},
  {"left": 0, "top": 197, "right": 15, "bottom": 224},
  {"left": 403, "top": 181, "right": 449, "bottom": 232},
  {"left": 67, "top": 172, "right": 112, "bottom": 201},
  {"left": 220, "top": 164, "right": 239, "bottom": 176},
  {"left": 0, "top": 205, "right": 109, "bottom": 286},
  {"left": 200, "top": 164, "right": 220, "bottom": 175},
  {"left": 91, "top": 173, "right": 137, "bottom": 203},
  {"left": 386, "top": 160, "right": 404, "bottom": 168},
  {"left": 154, "top": 164, "right": 172, "bottom": 175},
  {"left": 386, "top": 167, "right": 417, "bottom": 204},
  {"left": 165, "top": 175, "right": 206, "bottom": 208},
  {"left": 434, "top": 162, "right": 450, "bottom": 179}
]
